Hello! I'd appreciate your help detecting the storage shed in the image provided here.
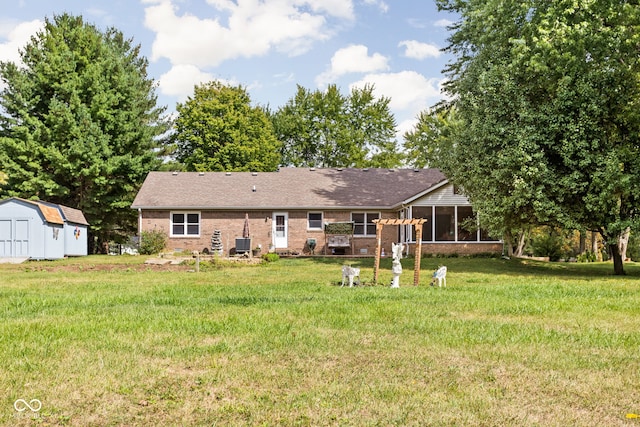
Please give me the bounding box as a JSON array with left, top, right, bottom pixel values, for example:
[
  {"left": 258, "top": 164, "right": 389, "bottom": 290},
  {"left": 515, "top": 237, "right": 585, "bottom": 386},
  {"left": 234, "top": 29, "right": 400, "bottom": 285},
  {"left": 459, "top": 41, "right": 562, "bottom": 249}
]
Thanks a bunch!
[
  {"left": 0, "top": 197, "right": 89, "bottom": 260},
  {"left": 41, "top": 201, "right": 90, "bottom": 256}
]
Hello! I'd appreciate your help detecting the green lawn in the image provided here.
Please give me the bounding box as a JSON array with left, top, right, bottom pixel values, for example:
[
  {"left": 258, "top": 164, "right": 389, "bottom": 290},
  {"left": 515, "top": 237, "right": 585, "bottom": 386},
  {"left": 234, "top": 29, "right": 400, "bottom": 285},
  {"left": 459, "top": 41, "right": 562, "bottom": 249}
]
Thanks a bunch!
[{"left": 1, "top": 255, "right": 639, "bottom": 426}]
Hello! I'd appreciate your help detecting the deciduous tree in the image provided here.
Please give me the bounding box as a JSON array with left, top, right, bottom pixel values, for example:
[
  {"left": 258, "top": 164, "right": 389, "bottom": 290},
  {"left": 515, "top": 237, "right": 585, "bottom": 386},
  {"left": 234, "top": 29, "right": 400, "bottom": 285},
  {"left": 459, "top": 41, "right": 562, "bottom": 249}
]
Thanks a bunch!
[
  {"left": 437, "top": 0, "right": 640, "bottom": 274},
  {"left": 272, "top": 84, "right": 400, "bottom": 168},
  {"left": 172, "top": 81, "right": 281, "bottom": 172}
]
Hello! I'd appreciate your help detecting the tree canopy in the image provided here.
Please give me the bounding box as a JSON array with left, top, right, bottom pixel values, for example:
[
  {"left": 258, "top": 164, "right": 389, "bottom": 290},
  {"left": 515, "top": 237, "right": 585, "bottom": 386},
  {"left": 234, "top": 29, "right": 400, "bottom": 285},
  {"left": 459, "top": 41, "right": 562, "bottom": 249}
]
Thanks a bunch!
[
  {"left": 403, "top": 105, "right": 460, "bottom": 169},
  {"left": 271, "top": 84, "right": 400, "bottom": 168},
  {"left": 0, "top": 13, "right": 169, "bottom": 251},
  {"left": 435, "top": 0, "right": 640, "bottom": 274},
  {"left": 172, "top": 81, "right": 281, "bottom": 172}
]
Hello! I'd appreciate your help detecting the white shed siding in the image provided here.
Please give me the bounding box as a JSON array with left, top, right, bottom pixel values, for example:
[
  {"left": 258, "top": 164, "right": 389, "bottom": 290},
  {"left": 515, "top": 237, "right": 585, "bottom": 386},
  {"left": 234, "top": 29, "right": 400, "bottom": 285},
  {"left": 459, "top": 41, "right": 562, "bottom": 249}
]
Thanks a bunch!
[
  {"left": 63, "top": 223, "right": 88, "bottom": 256},
  {"left": 411, "top": 184, "right": 471, "bottom": 206},
  {"left": 0, "top": 198, "right": 86, "bottom": 259}
]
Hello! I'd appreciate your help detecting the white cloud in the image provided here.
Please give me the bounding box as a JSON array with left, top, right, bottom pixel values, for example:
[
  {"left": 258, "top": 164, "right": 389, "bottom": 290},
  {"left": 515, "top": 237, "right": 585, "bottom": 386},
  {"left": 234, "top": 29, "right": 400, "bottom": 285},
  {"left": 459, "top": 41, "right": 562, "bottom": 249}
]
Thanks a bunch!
[
  {"left": 0, "top": 19, "right": 42, "bottom": 65},
  {"left": 350, "top": 71, "right": 446, "bottom": 140},
  {"left": 158, "top": 64, "right": 217, "bottom": 101},
  {"left": 399, "top": 40, "right": 440, "bottom": 60},
  {"left": 362, "top": 0, "right": 389, "bottom": 13},
  {"left": 144, "top": 0, "right": 353, "bottom": 68},
  {"left": 434, "top": 18, "right": 453, "bottom": 28},
  {"left": 315, "top": 44, "right": 389, "bottom": 86},
  {"left": 350, "top": 70, "right": 442, "bottom": 112}
]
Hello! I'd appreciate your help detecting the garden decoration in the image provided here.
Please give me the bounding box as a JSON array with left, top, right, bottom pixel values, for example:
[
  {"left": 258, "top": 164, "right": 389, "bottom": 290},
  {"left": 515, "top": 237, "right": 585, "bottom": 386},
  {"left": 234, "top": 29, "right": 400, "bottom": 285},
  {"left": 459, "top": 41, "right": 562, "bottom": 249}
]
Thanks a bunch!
[
  {"left": 372, "top": 218, "right": 427, "bottom": 286},
  {"left": 430, "top": 266, "right": 447, "bottom": 287},
  {"left": 341, "top": 265, "right": 361, "bottom": 287},
  {"left": 390, "top": 242, "right": 403, "bottom": 288}
]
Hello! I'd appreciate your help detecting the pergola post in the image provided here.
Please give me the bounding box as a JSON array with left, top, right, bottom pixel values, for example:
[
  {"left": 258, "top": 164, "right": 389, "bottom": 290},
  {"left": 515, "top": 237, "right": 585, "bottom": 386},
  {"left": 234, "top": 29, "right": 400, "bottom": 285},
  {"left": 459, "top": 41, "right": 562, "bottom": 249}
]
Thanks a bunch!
[
  {"left": 413, "top": 224, "right": 423, "bottom": 286},
  {"left": 373, "top": 221, "right": 383, "bottom": 283}
]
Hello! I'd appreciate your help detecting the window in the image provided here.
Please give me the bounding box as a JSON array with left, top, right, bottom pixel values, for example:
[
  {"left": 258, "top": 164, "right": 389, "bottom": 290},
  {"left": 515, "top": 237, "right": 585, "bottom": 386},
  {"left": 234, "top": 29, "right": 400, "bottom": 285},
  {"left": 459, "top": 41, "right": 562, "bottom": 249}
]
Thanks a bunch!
[
  {"left": 412, "top": 206, "right": 433, "bottom": 241},
  {"left": 435, "top": 206, "right": 455, "bottom": 241},
  {"left": 457, "top": 206, "right": 477, "bottom": 241},
  {"left": 307, "top": 212, "right": 323, "bottom": 230},
  {"left": 411, "top": 205, "right": 501, "bottom": 242},
  {"left": 352, "top": 212, "right": 379, "bottom": 236},
  {"left": 171, "top": 212, "right": 200, "bottom": 237}
]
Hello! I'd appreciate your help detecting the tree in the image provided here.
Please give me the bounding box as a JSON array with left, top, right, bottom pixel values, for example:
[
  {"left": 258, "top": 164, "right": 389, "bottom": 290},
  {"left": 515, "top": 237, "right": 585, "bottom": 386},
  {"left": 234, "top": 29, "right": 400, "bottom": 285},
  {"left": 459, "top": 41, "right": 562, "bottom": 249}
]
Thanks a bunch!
[
  {"left": 172, "top": 81, "right": 281, "bottom": 172},
  {"left": 0, "top": 14, "right": 169, "bottom": 252},
  {"left": 437, "top": 0, "right": 640, "bottom": 274},
  {"left": 403, "top": 104, "right": 460, "bottom": 169},
  {"left": 272, "top": 84, "right": 400, "bottom": 168}
]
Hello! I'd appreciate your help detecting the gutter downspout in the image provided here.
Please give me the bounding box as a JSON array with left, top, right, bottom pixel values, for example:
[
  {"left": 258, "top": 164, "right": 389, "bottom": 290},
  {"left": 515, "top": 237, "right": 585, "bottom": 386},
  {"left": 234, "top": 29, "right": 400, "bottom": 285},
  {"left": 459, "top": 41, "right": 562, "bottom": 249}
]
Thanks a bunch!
[{"left": 138, "top": 208, "right": 142, "bottom": 249}]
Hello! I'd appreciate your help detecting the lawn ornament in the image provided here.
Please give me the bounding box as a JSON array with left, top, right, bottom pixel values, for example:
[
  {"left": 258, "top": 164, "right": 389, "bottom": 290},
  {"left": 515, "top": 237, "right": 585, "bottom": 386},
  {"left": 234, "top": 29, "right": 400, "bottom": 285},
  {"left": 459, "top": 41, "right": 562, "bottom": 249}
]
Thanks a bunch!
[
  {"left": 430, "top": 266, "right": 447, "bottom": 287},
  {"left": 341, "top": 265, "right": 361, "bottom": 287},
  {"left": 390, "top": 242, "right": 403, "bottom": 288}
]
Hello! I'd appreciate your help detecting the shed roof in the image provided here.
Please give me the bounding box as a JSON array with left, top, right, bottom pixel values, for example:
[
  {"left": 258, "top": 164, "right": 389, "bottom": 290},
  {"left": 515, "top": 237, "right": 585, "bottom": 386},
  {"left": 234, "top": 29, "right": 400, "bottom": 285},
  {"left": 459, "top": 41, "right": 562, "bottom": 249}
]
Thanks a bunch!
[
  {"left": 131, "top": 168, "right": 448, "bottom": 210},
  {"left": 0, "top": 198, "right": 64, "bottom": 225},
  {"left": 43, "top": 203, "right": 89, "bottom": 225},
  {"left": 0, "top": 198, "right": 89, "bottom": 225}
]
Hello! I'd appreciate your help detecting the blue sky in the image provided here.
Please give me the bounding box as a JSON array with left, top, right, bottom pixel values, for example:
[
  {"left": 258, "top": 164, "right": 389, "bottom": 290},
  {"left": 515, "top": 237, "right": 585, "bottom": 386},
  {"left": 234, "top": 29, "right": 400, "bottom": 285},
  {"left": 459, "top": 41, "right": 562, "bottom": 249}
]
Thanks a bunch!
[{"left": 1, "top": 0, "right": 456, "bottom": 138}]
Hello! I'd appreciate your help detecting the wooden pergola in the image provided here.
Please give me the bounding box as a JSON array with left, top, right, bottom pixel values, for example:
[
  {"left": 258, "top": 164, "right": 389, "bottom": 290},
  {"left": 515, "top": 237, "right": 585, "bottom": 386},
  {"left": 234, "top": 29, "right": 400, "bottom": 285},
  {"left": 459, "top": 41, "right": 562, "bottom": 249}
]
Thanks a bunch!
[{"left": 373, "top": 218, "right": 428, "bottom": 286}]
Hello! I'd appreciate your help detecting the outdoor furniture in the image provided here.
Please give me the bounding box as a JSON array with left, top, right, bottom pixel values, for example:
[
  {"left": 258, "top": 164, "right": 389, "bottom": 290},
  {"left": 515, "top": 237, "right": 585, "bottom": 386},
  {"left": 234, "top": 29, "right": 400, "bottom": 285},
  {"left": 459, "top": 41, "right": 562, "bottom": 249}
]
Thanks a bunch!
[{"left": 324, "top": 222, "right": 355, "bottom": 255}]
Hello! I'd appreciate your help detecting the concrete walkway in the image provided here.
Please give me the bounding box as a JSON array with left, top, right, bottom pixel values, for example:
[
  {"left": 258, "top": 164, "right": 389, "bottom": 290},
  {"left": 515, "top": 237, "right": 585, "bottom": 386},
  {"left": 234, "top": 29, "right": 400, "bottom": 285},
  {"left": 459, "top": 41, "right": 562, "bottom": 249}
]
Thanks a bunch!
[{"left": 0, "top": 257, "right": 29, "bottom": 264}]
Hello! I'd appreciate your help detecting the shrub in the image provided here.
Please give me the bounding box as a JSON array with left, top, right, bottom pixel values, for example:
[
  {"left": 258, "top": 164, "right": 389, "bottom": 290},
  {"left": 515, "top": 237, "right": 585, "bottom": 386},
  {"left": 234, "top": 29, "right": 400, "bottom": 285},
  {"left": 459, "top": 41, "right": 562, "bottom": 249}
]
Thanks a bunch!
[
  {"left": 139, "top": 230, "right": 167, "bottom": 255},
  {"left": 530, "top": 227, "right": 567, "bottom": 261},
  {"left": 261, "top": 253, "right": 280, "bottom": 263},
  {"left": 577, "top": 251, "right": 597, "bottom": 263}
]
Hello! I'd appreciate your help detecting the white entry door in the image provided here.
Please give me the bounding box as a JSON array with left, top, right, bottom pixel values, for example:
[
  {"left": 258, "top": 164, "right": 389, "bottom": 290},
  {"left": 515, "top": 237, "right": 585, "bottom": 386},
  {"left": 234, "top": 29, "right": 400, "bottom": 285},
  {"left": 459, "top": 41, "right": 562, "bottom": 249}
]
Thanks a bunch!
[{"left": 273, "top": 212, "right": 288, "bottom": 249}]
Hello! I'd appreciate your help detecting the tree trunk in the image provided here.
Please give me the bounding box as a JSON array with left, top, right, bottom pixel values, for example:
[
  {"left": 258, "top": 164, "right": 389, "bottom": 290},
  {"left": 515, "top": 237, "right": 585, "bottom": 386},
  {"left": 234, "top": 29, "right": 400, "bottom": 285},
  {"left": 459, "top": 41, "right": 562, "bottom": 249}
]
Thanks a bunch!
[
  {"left": 514, "top": 231, "right": 527, "bottom": 257},
  {"left": 592, "top": 232, "right": 601, "bottom": 261},
  {"left": 504, "top": 231, "right": 514, "bottom": 257},
  {"left": 608, "top": 241, "right": 625, "bottom": 275},
  {"left": 579, "top": 231, "right": 586, "bottom": 254}
]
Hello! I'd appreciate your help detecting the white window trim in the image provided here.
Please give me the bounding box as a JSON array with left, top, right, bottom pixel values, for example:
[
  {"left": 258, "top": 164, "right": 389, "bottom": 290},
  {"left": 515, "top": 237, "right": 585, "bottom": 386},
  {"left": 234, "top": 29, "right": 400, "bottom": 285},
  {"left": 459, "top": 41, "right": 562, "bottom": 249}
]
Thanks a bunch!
[
  {"left": 351, "top": 212, "right": 380, "bottom": 237},
  {"left": 307, "top": 212, "right": 324, "bottom": 230},
  {"left": 170, "top": 211, "right": 201, "bottom": 238}
]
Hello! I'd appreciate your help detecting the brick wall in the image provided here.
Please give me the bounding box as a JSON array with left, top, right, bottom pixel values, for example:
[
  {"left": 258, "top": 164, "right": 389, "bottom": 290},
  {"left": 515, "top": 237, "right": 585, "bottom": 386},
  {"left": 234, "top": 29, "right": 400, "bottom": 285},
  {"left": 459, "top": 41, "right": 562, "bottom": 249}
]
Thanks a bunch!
[
  {"left": 140, "top": 209, "right": 502, "bottom": 256},
  {"left": 410, "top": 242, "right": 503, "bottom": 256}
]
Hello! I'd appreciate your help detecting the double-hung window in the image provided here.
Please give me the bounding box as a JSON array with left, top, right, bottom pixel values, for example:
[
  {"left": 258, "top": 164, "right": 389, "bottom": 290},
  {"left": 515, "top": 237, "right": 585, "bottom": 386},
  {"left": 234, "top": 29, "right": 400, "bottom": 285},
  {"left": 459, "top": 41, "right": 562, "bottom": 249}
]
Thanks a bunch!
[
  {"left": 352, "top": 212, "right": 379, "bottom": 236},
  {"left": 307, "top": 212, "right": 323, "bottom": 230},
  {"left": 171, "top": 212, "right": 200, "bottom": 237}
]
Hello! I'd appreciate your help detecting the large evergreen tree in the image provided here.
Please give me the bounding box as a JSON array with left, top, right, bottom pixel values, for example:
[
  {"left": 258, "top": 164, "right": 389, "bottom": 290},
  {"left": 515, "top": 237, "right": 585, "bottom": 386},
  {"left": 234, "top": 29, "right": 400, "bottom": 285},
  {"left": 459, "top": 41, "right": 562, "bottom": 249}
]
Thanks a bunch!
[
  {"left": 272, "top": 84, "right": 400, "bottom": 168},
  {"left": 437, "top": 0, "right": 640, "bottom": 274},
  {"left": 172, "top": 81, "right": 281, "bottom": 172},
  {"left": 0, "top": 14, "right": 169, "bottom": 252}
]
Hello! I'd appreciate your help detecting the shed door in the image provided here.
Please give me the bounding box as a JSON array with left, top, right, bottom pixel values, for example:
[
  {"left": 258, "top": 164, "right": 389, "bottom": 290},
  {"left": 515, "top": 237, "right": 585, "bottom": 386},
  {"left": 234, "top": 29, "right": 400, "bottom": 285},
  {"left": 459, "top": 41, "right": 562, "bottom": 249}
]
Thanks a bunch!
[
  {"left": 14, "top": 219, "right": 29, "bottom": 257},
  {"left": 0, "top": 219, "right": 11, "bottom": 256},
  {"left": 0, "top": 219, "right": 29, "bottom": 257}
]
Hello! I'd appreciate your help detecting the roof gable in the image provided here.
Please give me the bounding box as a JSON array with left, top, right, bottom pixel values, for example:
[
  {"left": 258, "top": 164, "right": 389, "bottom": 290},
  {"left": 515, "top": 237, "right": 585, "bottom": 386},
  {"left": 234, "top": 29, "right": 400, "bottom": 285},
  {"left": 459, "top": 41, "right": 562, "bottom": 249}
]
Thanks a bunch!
[
  {"left": 0, "top": 198, "right": 88, "bottom": 225},
  {"left": 40, "top": 201, "right": 89, "bottom": 225},
  {"left": 131, "top": 168, "right": 448, "bottom": 210},
  {"left": 0, "top": 197, "right": 64, "bottom": 225}
]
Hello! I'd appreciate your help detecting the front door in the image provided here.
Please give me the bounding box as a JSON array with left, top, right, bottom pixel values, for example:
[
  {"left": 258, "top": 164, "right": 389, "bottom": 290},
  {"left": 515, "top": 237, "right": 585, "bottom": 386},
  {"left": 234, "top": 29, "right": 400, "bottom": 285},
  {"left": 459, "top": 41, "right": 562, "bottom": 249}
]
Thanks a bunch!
[{"left": 273, "top": 212, "right": 288, "bottom": 249}]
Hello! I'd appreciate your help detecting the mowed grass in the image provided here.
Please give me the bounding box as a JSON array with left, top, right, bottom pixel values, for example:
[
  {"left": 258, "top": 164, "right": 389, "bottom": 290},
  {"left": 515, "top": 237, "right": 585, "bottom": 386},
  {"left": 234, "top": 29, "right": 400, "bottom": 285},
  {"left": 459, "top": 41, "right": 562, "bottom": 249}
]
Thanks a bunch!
[{"left": 1, "top": 256, "right": 639, "bottom": 426}]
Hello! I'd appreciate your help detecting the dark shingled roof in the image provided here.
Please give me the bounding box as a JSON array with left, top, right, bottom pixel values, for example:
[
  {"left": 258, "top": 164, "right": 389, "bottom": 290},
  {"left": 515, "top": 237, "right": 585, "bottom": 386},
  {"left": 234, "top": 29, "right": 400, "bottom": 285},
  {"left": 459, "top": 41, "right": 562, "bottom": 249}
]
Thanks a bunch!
[
  {"left": 131, "top": 168, "right": 448, "bottom": 210},
  {"left": 56, "top": 204, "right": 89, "bottom": 225}
]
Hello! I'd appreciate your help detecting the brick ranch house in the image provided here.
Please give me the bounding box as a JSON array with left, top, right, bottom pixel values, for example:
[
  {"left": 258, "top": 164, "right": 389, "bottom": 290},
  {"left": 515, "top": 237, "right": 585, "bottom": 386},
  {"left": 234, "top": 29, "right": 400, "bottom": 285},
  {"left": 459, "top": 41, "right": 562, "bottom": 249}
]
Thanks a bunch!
[{"left": 131, "top": 168, "right": 502, "bottom": 257}]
